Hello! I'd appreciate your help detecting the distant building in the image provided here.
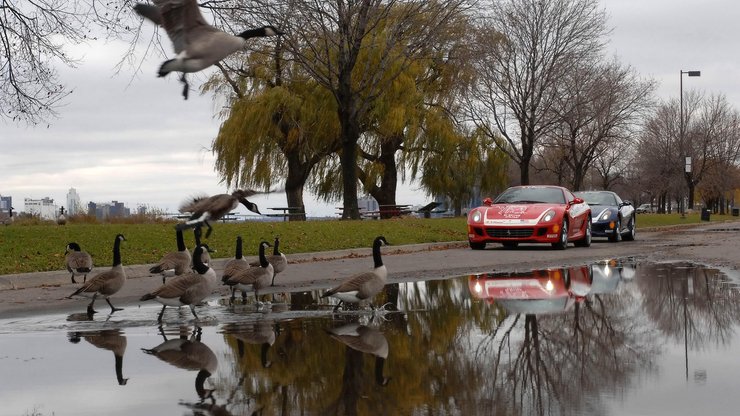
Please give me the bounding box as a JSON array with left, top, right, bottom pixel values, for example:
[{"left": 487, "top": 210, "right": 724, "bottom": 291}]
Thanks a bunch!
[
  {"left": 88, "top": 200, "right": 131, "bottom": 220},
  {"left": 0, "top": 195, "right": 11, "bottom": 213},
  {"left": 66, "top": 188, "right": 82, "bottom": 216},
  {"left": 25, "top": 197, "right": 57, "bottom": 220}
]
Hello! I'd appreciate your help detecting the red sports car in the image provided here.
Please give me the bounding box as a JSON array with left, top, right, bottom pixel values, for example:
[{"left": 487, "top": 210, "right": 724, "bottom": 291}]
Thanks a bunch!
[{"left": 467, "top": 185, "right": 592, "bottom": 250}]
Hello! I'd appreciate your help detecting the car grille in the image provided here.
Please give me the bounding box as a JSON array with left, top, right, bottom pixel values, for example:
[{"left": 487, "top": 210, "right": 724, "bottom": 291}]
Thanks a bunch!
[{"left": 486, "top": 228, "right": 534, "bottom": 238}]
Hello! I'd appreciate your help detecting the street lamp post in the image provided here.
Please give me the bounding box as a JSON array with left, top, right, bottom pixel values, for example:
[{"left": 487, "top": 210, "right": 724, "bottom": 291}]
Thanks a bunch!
[{"left": 680, "top": 70, "right": 700, "bottom": 216}]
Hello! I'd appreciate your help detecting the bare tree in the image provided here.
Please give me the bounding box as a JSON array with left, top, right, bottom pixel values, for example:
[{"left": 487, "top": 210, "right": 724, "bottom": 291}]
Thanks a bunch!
[
  {"left": 546, "top": 59, "right": 655, "bottom": 190},
  {"left": 0, "top": 0, "right": 137, "bottom": 124},
  {"left": 466, "top": 0, "right": 608, "bottom": 185}
]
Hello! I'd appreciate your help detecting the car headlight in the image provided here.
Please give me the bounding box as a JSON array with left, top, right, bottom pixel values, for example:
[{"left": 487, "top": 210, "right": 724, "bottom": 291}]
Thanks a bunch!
[
  {"left": 471, "top": 210, "right": 482, "bottom": 222},
  {"left": 540, "top": 209, "right": 556, "bottom": 223},
  {"left": 600, "top": 210, "right": 612, "bottom": 221}
]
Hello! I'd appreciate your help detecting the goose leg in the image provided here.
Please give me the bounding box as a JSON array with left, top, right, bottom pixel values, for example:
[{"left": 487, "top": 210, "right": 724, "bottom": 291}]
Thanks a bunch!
[
  {"left": 189, "top": 304, "right": 199, "bottom": 320},
  {"left": 71, "top": 273, "right": 76, "bottom": 284},
  {"left": 157, "top": 305, "right": 167, "bottom": 323},
  {"left": 180, "top": 73, "right": 189, "bottom": 100},
  {"left": 106, "top": 298, "right": 123, "bottom": 313},
  {"left": 332, "top": 300, "right": 343, "bottom": 313},
  {"left": 87, "top": 293, "right": 98, "bottom": 315},
  {"left": 83, "top": 274, "right": 87, "bottom": 283}
]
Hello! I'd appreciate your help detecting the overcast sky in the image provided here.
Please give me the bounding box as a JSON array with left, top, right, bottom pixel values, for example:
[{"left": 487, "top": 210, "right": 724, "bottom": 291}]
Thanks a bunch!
[{"left": 1, "top": 0, "right": 737, "bottom": 217}]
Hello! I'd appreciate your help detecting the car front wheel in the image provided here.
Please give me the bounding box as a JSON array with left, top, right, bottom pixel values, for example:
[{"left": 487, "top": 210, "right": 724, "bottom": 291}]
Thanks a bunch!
[
  {"left": 469, "top": 241, "right": 486, "bottom": 250},
  {"left": 609, "top": 218, "right": 622, "bottom": 242},
  {"left": 574, "top": 218, "right": 591, "bottom": 247},
  {"left": 552, "top": 220, "right": 568, "bottom": 250},
  {"left": 622, "top": 216, "right": 636, "bottom": 241}
]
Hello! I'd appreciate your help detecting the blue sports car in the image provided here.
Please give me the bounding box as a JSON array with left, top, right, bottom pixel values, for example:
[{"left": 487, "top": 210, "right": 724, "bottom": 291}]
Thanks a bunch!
[{"left": 574, "top": 191, "right": 636, "bottom": 242}]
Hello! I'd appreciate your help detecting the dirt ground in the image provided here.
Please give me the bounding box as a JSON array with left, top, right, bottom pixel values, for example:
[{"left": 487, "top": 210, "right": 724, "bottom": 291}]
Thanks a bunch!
[{"left": 1, "top": 220, "right": 739, "bottom": 318}]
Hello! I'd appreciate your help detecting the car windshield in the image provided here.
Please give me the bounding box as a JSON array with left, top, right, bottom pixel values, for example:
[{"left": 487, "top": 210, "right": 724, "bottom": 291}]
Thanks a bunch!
[
  {"left": 575, "top": 192, "right": 616, "bottom": 206},
  {"left": 494, "top": 187, "right": 566, "bottom": 204}
]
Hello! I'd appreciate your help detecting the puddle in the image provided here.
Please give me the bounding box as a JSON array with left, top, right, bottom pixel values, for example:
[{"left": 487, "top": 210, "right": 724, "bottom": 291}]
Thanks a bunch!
[{"left": 2, "top": 260, "right": 740, "bottom": 415}]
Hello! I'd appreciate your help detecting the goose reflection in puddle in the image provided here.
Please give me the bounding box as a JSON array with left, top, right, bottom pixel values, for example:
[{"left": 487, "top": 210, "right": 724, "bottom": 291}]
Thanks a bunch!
[
  {"left": 67, "top": 328, "right": 128, "bottom": 385},
  {"left": 222, "top": 319, "right": 278, "bottom": 369},
  {"left": 326, "top": 321, "right": 391, "bottom": 386}
]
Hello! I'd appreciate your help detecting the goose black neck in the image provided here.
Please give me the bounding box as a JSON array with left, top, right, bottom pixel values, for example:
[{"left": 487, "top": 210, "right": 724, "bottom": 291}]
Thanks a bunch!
[
  {"left": 238, "top": 27, "right": 268, "bottom": 40},
  {"left": 112, "top": 236, "right": 123, "bottom": 266},
  {"left": 273, "top": 238, "right": 280, "bottom": 255},
  {"left": 259, "top": 242, "right": 269, "bottom": 268},
  {"left": 176, "top": 229, "right": 186, "bottom": 251},
  {"left": 373, "top": 239, "right": 384, "bottom": 269},
  {"left": 193, "top": 246, "right": 209, "bottom": 274},
  {"left": 375, "top": 356, "right": 388, "bottom": 386},
  {"left": 194, "top": 227, "right": 203, "bottom": 245},
  {"left": 115, "top": 354, "right": 126, "bottom": 385},
  {"left": 261, "top": 343, "right": 272, "bottom": 368},
  {"left": 195, "top": 369, "right": 212, "bottom": 399},
  {"left": 235, "top": 237, "right": 243, "bottom": 259}
]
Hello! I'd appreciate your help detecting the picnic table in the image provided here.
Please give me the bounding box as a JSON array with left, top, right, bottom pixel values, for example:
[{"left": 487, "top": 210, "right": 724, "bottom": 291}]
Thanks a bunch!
[{"left": 265, "top": 207, "right": 305, "bottom": 221}]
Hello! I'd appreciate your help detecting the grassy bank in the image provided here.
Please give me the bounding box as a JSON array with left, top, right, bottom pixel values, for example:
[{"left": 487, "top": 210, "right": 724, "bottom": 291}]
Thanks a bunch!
[{"left": 1, "top": 213, "right": 736, "bottom": 275}]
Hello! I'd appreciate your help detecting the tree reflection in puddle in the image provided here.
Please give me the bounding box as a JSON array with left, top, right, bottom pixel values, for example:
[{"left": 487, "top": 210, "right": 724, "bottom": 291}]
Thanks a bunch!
[{"left": 3, "top": 260, "right": 740, "bottom": 415}]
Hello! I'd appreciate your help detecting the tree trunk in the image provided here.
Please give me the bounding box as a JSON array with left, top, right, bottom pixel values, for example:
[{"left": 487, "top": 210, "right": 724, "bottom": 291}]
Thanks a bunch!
[
  {"left": 367, "top": 138, "right": 400, "bottom": 219},
  {"left": 337, "top": 87, "right": 361, "bottom": 219}
]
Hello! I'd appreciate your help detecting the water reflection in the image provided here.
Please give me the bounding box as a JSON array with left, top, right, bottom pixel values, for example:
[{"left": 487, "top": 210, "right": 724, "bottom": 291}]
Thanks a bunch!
[
  {"left": 6, "top": 260, "right": 740, "bottom": 416},
  {"left": 67, "top": 329, "right": 128, "bottom": 386},
  {"left": 141, "top": 326, "right": 217, "bottom": 401}
]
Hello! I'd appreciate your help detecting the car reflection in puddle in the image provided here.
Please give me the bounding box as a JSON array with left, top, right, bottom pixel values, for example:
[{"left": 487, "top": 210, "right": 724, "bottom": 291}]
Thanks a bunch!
[{"left": 2, "top": 260, "right": 740, "bottom": 416}]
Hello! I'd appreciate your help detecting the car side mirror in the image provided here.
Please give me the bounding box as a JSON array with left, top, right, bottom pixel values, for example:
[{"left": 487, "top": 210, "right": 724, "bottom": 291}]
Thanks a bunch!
[
  {"left": 572, "top": 197, "right": 584, "bottom": 205},
  {"left": 623, "top": 200, "right": 632, "bottom": 206}
]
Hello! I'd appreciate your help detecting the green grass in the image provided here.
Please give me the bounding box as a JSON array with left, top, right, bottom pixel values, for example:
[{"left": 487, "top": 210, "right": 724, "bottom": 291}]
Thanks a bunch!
[
  {"left": 1, "top": 212, "right": 737, "bottom": 275},
  {"left": 0, "top": 217, "right": 468, "bottom": 275}
]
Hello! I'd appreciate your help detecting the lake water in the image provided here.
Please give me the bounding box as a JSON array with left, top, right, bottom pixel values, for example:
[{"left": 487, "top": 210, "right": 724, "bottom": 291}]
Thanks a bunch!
[{"left": 2, "top": 259, "right": 740, "bottom": 415}]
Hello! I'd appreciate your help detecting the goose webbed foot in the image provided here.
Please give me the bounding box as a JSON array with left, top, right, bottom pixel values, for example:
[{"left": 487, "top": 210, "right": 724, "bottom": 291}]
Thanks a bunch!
[
  {"left": 106, "top": 299, "right": 123, "bottom": 313},
  {"left": 86, "top": 305, "right": 97, "bottom": 316},
  {"left": 332, "top": 301, "right": 343, "bottom": 313}
]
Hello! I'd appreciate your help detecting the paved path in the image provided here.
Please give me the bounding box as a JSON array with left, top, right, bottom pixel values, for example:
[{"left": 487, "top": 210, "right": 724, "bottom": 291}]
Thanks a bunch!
[{"left": 2, "top": 221, "right": 739, "bottom": 318}]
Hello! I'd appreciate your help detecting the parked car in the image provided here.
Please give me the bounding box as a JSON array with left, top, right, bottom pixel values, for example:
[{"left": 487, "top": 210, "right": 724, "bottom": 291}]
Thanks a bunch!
[
  {"left": 467, "top": 266, "right": 592, "bottom": 315},
  {"left": 574, "top": 190, "right": 636, "bottom": 242},
  {"left": 635, "top": 203, "right": 655, "bottom": 214},
  {"left": 466, "top": 185, "right": 592, "bottom": 250}
]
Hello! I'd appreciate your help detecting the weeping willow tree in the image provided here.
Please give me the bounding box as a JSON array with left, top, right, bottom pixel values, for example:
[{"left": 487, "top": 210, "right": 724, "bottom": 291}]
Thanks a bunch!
[
  {"left": 419, "top": 126, "right": 509, "bottom": 216},
  {"left": 208, "top": 45, "right": 340, "bottom": 220},
  {"left": 311, "top": 5, "right": 479, "bottom": 215}
]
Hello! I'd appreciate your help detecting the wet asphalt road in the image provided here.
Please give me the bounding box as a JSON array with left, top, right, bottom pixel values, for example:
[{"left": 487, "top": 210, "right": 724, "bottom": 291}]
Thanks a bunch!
[{"left": 1, "top": 221, "right": 739, "bottom": 318}]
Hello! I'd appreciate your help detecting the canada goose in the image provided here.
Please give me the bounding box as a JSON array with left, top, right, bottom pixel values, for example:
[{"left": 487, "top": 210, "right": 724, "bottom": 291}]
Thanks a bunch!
[
  {"left": 68, "top": 329, "right": 129, "bottom": 386},
  {"left": 223, "top": 320, "right": 277, "bottom": 368},
  {"left": 223, "top": 241, "right": 273, "bottom": 305},
  {"left": 140, "top": 245, "right": 218, "bottom": 322},
  {"left": 249, "top": 236, "right": 287, "bottom": 286},
  {"left": 221, "top": 236, "right": 250, "bottom": 299},
  {"left": 178, "top": 189, "right": 263, "bottom": 238},
  {"left": 326, "top": 323, "right": 390, "bottom": 386},
  {"left": 133, "top": 0, "right": 283, "bottom": 99},
  {"left": 68, "top": 234, "right": 127, "bottom": 315},
  {"left": 57, "top": 207, "right": 67, "bottom": 225},
  {"left": 321, "top": 236, "right": 390, "bottom": 312},
  {"left": 149, "top": 228, "right": 192, "bottom": 283},
  {"left": 65, "top": 242, "right": 93, "bottom": 284},
  {"left": 192, "top": 226, "right": 213, "bottom": 267},
  {"left": 0, "top": 206, "right": 13, "bottom": 226},
  {"left": 141, "top": 326, "right": 217, "bottom": 399}
]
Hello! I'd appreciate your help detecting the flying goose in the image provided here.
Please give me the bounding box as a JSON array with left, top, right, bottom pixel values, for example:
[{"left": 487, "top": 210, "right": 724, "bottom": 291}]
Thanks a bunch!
[
  {"left": 68, "top": 234, "right": 127, "bottom": 316},
  {"left": 140, "top": 245, "right": 218, "bottom": 322},
  {"left": 68, "top": 329, "right": 129, "bottom": 385},
  {"left": 223, "top": 241, "right": 273, "bottom": 305},
  {"left": 178, "top": 189, "right": 263, "bottom": 238},
  {"left": 133, "top": 0, "right": 283, "bottom": 99},
  {"left": 326, "top": 323, "right": 391, "bottom": 386},
  {"left": 141, "top": 327, "right": 218, "bottom": 399},
  {"left": 249, "top": 236, "right": 287, "bottom": 286},
  {"left": 221, "top": 236, "right": 250, "bottom": 299},
  {"left": 65, "top": 242, "right": 94, "bottom": 284},
  {"left": 149, "top": 228, "right": 192, "bottom": 283},
  {"left": 321, "top": 236, "right": 390, "bottom": 312}
]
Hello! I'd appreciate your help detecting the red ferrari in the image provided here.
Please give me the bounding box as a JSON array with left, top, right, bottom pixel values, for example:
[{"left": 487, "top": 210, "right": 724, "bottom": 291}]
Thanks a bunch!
[{"left": 467, "top": 185, "right": 591, "bottom": 250}]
